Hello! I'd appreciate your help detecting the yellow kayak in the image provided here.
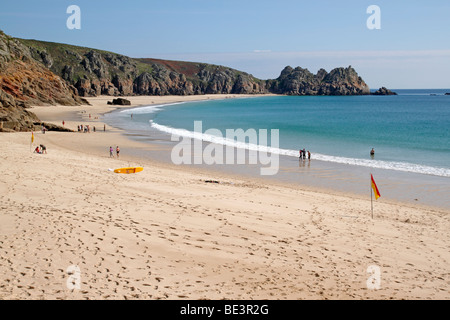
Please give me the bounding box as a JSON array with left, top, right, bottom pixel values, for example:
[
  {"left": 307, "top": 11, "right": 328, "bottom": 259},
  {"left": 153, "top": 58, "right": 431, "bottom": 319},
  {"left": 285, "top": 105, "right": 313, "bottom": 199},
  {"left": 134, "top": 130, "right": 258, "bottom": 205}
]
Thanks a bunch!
[{"left": 114, "top": 167, "right": 144, "bottom": 174}]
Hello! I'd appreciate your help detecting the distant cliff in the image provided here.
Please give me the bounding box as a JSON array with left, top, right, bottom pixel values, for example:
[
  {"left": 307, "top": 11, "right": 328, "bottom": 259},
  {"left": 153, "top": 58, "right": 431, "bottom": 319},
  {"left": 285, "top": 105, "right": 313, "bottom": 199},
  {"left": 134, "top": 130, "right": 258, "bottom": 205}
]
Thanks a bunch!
[
  {"left": 1, "top": 30, "right": 374, "bottom": 131},
  {"left": 16, "top": 38, "right": 370, "bottom": 98},
  {"left": 268, "top": 66, "right": 370, "bottom": 96},
  {"left": 18, "top": 39, "right": 267, "bottom": 97}
]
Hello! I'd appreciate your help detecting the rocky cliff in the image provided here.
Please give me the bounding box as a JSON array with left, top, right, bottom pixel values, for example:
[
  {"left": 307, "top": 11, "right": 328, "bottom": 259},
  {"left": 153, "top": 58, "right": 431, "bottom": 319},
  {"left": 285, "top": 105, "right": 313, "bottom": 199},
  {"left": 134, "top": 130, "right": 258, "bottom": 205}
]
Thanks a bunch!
[
  {"left": 17, "top": 38, "right": 370, "bottom": 98},
  {"left": 19, "top": 39, "right": 267, "bottom": 97},
  {"left": 268, "top": 66, "right": 370, "bottom": 95},
  {"left": 0, "top": 31, "right": 85, "bottom": 131}
]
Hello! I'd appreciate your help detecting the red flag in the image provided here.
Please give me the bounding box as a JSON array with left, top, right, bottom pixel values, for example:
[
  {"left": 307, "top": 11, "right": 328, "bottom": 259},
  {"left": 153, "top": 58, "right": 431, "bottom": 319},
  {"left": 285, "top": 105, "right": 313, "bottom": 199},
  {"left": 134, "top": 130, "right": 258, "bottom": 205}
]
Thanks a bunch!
[{"left": 371, "top": 174, "right": 381, "bottom": 200}]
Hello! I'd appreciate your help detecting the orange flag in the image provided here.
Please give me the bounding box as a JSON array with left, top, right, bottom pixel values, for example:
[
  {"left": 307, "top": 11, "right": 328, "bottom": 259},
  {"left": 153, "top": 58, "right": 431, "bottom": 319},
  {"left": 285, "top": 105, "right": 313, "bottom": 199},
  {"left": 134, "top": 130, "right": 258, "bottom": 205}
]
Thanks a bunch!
[
  {"left": 371, "top": 174, "right": 381, "bottom": 200},
  {"left": 31, "top": 132, "right": 34, "bottom": 143}
]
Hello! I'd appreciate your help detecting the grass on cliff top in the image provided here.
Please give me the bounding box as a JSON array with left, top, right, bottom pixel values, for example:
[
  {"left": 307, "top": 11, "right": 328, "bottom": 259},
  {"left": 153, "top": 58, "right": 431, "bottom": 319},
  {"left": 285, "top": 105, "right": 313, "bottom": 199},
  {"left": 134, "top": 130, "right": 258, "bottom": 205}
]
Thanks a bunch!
[
  {"left": 14, "top": 37, "right": 263, "bottom": 84},
  {"left": 17, "top": 38, "right": 119, "bottom": 57}
]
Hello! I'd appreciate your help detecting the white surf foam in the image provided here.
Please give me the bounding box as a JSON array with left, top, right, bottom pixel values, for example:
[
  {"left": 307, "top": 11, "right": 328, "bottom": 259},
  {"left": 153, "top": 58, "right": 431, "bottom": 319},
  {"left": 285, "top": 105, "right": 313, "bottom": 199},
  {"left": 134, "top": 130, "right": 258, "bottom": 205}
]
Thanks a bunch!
[
  {"left": 150, "top": 121, "right": 450, "bottom": 178},
  {"left": 119, "top": 102, "right": 186, "bottom": 115}
]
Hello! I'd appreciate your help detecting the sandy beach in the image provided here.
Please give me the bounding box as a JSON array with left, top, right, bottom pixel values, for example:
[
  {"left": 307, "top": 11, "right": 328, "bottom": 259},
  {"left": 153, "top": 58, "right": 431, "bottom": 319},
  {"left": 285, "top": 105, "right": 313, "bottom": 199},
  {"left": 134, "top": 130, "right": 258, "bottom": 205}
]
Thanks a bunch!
[{"left": 0, "top": 94, "right": 449, "bottom": 300}]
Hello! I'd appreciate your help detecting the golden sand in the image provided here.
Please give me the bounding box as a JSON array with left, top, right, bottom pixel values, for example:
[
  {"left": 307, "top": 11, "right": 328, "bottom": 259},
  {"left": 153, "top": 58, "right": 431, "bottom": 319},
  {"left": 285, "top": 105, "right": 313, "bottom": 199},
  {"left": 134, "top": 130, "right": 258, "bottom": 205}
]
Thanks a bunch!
[{"left": 0, "top": 95, "right": 448, "bottom": 300}]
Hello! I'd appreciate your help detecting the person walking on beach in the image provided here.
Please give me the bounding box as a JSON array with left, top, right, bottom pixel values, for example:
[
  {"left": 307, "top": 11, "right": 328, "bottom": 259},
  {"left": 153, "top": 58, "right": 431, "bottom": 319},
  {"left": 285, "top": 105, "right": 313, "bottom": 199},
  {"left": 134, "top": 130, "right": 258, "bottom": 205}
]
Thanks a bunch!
[
  {"left": 104, "top": 124, "right": 106, "bottom": 132},
  {"left": 116, "top": 146, "right": 120, "bottom": 158},
  {"left": 110, "top": 146, "right": 114, "bottom": 158}
]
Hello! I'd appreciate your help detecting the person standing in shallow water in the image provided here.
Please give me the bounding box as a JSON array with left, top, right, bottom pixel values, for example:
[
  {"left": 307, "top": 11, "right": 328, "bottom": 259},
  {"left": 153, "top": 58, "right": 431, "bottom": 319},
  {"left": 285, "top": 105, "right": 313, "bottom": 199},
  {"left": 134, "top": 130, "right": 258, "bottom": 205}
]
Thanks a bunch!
[
  {"left": 370, "top": 148, "right": 375, "bottom": 157},
  {"left": 116, "top": 146, "right": 120, "bottom": 158}
]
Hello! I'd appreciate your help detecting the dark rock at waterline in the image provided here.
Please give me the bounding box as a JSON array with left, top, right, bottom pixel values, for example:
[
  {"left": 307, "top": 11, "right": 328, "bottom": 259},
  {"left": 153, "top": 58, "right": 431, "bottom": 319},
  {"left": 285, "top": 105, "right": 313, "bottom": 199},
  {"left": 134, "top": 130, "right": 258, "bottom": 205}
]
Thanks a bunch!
[
  {"left": 108, "top": 98, "right": 131, "bottom": 106},
  {"left": 372, "top": 87, "right": 397, "bottom": 95}
]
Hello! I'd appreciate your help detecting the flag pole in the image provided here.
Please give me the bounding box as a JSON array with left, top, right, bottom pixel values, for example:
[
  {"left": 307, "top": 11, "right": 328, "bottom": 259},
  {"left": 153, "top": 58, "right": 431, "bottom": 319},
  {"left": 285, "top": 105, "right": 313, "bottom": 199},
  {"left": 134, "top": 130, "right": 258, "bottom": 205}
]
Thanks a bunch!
[{"left": 370, "top": 173, "right": 373, "bottom": 219}]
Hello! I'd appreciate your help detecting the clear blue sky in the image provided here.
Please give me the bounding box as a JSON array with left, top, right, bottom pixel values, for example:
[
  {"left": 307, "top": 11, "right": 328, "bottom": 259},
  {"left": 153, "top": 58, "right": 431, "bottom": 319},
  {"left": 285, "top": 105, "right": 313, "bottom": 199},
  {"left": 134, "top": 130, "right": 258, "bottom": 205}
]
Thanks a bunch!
[{"left": 1, "top": 0, "right": 449, "bottom": 88}]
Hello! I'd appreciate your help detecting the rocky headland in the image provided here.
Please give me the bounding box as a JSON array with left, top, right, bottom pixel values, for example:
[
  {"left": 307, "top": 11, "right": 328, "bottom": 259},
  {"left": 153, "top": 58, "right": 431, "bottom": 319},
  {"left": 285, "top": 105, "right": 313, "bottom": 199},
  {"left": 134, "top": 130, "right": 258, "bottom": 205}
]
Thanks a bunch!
[
  {"left": 267, "top": 66, "right": 370, "bottom": 96},
  {"left": 1, "top": 30, "right": 378, "bottom": 131}
]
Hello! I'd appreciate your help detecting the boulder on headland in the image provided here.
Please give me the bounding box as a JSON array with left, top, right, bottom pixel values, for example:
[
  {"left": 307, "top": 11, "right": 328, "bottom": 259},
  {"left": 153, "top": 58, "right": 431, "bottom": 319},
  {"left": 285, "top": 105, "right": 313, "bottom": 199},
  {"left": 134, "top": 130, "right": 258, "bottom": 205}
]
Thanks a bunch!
[
  {"left": 372, "top": 87, "right": 397, "bottom": 95},
  {"left": 108, "top": 98, "right": 131, "bottom": 105}
]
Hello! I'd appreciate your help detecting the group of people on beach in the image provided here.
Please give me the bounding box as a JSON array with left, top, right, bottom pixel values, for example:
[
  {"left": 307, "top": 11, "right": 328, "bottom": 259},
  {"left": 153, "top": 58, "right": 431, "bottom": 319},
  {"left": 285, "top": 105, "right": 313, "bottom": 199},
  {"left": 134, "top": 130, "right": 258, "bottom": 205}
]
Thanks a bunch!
[
  {"left": 77, "top": 124, "right": 97, "bottom": 133},
  {"left": 110, "top": 146, "right": 120, "bottom": 158},
  {"left": 299, "top": 148, "right": 311, "bottom": 160},
  {"left": 77, "top": 124, "right": 106, "bottom": 132},
  {"left": 298, "top": 148, "right": 374, "bottom": 161},
  {"left": 34, "top": 144, "right": 47, "bottom": 154}
]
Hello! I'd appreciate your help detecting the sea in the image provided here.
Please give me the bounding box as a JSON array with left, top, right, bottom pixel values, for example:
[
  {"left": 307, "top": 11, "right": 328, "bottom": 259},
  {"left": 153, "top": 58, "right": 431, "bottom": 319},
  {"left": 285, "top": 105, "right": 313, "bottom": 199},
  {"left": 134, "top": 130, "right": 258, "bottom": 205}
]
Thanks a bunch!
[{"left": 104, "top": 89, "right": 450, "bottom": 209}]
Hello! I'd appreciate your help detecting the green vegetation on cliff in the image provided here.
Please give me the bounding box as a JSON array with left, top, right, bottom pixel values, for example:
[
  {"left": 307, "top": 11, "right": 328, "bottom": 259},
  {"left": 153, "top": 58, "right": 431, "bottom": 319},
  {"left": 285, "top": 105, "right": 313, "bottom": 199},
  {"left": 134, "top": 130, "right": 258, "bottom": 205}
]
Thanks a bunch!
[{"left": 14, "top": 37, "right": 370, "bottom": 98}]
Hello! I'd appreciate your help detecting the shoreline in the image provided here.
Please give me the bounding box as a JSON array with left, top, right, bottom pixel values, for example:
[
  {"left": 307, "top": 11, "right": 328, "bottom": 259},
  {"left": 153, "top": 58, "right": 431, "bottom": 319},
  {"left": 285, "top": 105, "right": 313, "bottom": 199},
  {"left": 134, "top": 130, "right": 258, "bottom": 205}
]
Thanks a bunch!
[
  {"left": 99, "top": 96, "right": 449, "bottom": 211},
  {"left": 37, "top": 94, "right": 450, "bottom": 212},
  {"left": 0, "top": 94, "right": 449, "bottom": 300},
  {"left": 32, "top": 93, "right": 449, "bottom": 212}
]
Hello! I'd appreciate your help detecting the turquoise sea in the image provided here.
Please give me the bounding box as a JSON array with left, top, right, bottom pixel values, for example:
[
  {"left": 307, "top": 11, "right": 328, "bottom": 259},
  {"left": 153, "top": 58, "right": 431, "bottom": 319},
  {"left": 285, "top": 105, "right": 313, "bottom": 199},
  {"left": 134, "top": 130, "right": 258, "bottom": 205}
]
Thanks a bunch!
[
  {"left": 107, "top": 89, "right": 450, "bottom": 177},
  {"left": 104, "top": 89, "right": 450, "bottom": 208}
]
